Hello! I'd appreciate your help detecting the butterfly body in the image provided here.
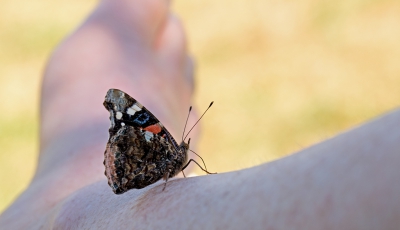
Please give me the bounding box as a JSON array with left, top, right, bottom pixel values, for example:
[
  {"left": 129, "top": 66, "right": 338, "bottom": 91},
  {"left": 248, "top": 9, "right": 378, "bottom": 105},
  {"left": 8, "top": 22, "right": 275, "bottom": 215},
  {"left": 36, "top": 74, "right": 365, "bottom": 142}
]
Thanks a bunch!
[{"left": 103, "top": 89, "right": 188, "bottom": 194}]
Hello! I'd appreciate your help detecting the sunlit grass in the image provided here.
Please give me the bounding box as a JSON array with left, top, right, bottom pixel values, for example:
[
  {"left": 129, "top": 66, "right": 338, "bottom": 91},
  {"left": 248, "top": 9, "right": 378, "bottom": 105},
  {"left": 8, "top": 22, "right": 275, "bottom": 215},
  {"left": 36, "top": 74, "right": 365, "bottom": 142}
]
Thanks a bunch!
[
  {"left": 1, "top": 0, "right": 400, "bottom": 213},
  {"left": 0, "top": 116, "right": 37, "bottom": 212},
  {"left": 0, "top": 0, "right": 96, "bottom": 213}
]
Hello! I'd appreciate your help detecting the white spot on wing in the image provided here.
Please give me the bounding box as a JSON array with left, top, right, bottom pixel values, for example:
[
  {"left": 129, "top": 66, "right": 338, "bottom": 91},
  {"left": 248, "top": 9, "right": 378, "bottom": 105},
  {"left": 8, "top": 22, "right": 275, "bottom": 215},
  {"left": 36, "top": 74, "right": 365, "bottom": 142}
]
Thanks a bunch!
[
  {"left": 126, "top": 108, "right": 136, "bottom": 116},
  {"left": 116, "top": 112, "right": 123, "bottom": 120},
  {"left": 144, "top": 131, "right": 154, "bottom": 142},
  {"left": 126, "top": 103, "right": 142, "bottom": 115},
  {"left": 132, "top": 104, "right": 142, "bottom": 111},
  {"left": 121, "top": 122, "right": 125, "bottom": 126}
]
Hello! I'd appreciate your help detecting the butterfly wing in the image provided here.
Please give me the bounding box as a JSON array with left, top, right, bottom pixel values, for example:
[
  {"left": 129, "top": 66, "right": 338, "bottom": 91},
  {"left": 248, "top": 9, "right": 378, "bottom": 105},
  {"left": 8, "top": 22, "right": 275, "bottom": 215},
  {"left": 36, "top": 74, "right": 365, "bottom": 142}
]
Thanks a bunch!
[{"left": 103, "top": 89, "right": 183, "bottom": 194}]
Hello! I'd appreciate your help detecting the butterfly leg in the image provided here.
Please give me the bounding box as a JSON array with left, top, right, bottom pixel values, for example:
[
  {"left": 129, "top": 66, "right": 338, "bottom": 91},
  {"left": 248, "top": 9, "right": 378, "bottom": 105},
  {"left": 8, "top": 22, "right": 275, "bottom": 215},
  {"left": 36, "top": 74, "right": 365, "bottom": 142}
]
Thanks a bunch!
[
  {"left": 181, "top": 159, "right": 217, "bottom": 175},
  {"left": 162, "top": 171, "right": 170, "bottom": 191}
]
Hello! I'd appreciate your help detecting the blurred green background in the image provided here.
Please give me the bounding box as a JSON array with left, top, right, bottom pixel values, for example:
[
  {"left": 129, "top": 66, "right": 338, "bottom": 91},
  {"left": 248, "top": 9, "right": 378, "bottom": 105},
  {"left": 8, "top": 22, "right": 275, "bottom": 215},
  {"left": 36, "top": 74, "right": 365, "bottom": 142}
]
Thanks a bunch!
[{"left": 1, "top": 0, "right": 399, "bottom": 213}]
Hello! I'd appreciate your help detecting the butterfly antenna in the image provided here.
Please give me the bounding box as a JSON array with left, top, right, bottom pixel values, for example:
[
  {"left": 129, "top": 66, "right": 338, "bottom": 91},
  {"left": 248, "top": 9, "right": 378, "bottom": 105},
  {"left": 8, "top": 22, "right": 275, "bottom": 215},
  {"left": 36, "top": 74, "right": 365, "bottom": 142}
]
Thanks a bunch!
[
  {"left": 182, "top": 106, "right": 192, "bottom": 142},
  {"left": 183, "top": 101, "right": 214, "bottom": 142}
]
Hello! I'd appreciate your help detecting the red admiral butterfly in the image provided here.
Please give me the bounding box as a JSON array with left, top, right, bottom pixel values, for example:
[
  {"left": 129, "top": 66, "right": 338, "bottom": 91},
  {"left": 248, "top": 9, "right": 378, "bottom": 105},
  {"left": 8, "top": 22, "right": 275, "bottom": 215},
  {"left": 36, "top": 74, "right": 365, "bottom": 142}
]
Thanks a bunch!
[{"left": 103, "top": 89, "right": 215, "bottom": 194}]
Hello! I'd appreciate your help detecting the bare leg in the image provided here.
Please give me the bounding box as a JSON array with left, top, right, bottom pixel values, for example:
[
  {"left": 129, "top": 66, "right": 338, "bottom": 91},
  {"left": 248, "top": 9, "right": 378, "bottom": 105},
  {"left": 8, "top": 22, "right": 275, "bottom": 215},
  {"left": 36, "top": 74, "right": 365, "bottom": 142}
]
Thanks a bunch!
[
  {"left": 0, "top": 0, "right": 198, "bottom": 228},
  {"left": 44, "top": 108, "right": 400, "bottom": 230}
]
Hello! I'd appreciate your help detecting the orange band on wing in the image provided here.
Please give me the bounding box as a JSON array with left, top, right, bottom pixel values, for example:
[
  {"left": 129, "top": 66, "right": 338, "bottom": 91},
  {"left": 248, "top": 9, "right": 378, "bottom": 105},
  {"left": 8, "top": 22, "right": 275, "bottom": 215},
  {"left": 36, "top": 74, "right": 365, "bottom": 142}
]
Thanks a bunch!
[{"left": 144, "top": 124, "right": 162, "bottom": 134}]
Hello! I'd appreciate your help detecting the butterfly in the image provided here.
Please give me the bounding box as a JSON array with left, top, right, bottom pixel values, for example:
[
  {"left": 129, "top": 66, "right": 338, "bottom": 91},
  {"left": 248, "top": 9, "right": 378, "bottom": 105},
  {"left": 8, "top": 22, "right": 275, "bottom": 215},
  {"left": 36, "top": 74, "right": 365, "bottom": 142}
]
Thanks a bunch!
[{"left": 103, "top": 89, "right": 215, "bottom": 194}]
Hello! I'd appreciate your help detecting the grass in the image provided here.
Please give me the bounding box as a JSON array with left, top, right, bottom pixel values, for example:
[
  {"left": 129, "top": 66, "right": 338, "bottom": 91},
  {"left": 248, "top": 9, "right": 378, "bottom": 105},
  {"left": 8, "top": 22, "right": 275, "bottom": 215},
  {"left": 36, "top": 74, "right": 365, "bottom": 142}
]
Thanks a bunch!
[{"left": 1, "top": 0, "right": 399, "bottom": 213}]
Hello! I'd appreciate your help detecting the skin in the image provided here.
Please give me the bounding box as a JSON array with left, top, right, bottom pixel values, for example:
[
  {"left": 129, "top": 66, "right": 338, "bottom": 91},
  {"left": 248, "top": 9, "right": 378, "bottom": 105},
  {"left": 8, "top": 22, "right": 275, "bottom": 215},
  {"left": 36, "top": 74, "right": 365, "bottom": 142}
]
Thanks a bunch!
[{"left": 1, "top": 0, "right": 400, "bottom": 229}]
